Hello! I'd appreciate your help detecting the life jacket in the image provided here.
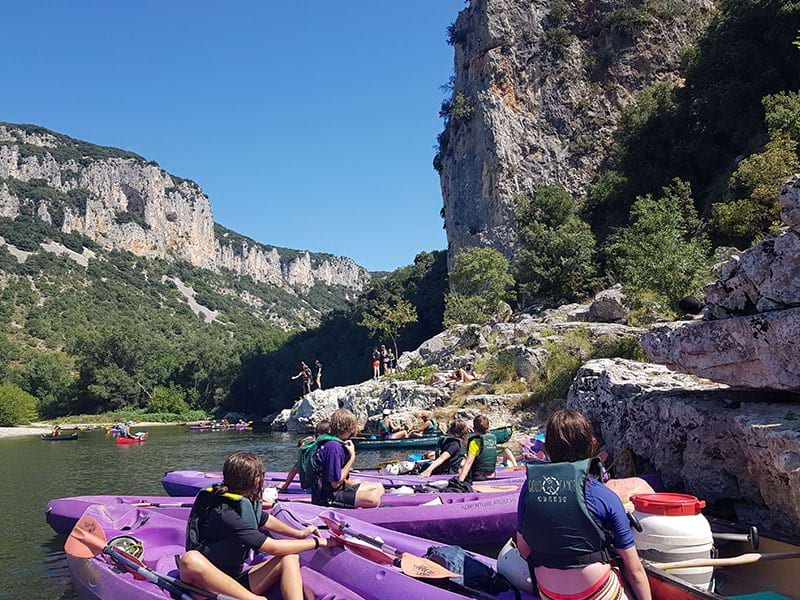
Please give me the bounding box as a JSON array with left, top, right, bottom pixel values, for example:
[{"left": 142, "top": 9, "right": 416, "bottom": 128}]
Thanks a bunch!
[
  {"left": 469, "top": 433, "right": 497, "bottom": 474},
  {"left": 186, "top": 486, "right": 264, "bottom": 553},
  {"left": 424, "top": 418, "right": 440, "bottom": 435},
  {"left": 520, "top": 458, "right": 613, "bottom": 569},
  {"left": 378, "top": 419, "right": 392, "bottom": 436},
  {"left": 436, "top": 436, "right": 466, "bottom": 473},
  {"left": 297, "top": 434, "right": 344, "bottom": 489}
]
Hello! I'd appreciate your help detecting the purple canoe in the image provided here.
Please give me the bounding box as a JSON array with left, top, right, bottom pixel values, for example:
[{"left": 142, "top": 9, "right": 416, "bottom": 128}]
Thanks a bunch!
[{"left": 67, "top": 504, "right": 363, "bottom": 600}]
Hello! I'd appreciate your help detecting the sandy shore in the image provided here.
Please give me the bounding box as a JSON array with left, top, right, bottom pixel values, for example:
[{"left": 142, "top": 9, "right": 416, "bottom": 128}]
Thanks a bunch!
[{"left": 0, "top": 426, "right": 49, "bottom": 439}]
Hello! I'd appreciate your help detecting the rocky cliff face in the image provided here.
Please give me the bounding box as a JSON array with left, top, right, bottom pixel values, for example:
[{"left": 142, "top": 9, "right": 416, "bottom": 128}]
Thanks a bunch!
[
  {"left": 0, "top": 124, "right": 368, "bottom": 293},
  {"left": 643, "top": 175, "right": 800, "bottom": 390},
  {"left": 437, "top": 0, "right": 714, "bottom": 260}
]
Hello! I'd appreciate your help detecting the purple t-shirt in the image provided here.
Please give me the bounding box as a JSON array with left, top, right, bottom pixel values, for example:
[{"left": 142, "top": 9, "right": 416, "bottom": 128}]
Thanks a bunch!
[
  {"left": 316, "top": 440, "right": 348, "bottom": 487},
  {"left": 516, "top": 477, "right": 635, "bottom": 550}
]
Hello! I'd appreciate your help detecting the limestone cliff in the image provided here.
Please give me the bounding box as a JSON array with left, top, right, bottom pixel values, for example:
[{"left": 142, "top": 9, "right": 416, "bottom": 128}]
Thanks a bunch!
[
  {"left": 0, "top": 123, "right": 368, "bottom": 294},
  {"left": 437, "top": 0, "right": 714, "bottom": 260}
]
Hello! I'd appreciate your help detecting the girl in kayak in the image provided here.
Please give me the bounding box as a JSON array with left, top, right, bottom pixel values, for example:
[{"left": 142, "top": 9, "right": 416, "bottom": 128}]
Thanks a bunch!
[
  {"left": 514, "top": 410, "right": 651, "bottom": 600},
  {"left": 419, "top": 420, "right": 468, "bottom": 477},
  {"left": 409, "top": 411, "right": 440, "bottom": 437},
  {"left": 180, "top": 451, "right": 340, "bottom": 600}
]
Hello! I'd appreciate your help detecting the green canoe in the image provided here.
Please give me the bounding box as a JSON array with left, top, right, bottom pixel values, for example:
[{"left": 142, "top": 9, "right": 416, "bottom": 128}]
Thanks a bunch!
[
  {"left": 40, "top": 432, "right": 79, "bottom": 441},
  {"left": 353, "top": 425, "right": 512, "bottom": 451}
]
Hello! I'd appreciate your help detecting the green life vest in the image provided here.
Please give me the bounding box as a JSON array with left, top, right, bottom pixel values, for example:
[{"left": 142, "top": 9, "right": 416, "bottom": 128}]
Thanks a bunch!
[
  {"left": 436, "top": 436, "right": 466, "bottom": 473},
  {"left": 298, "top": 434, "right": 344, "bottom": 489},
  {"left": 378, "top": 419, "right": 392, "bottom": 436},
  {"left": 185, "top": 486, "right": 264, "bottom": 553},
  {"left": 469, "top": 433, "right": 497, "bottom": 474},
  {"left": 520, "top": 458, "right": 613, "bottom": 569},
  {"left": 426, "top": 418, "right": 440, "bottom": 434}
]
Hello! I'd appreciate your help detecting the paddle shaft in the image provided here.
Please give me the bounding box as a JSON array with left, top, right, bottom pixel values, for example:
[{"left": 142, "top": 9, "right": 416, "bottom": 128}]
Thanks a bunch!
[
  {"left": 104, "top": 548, "right": 192, "bottom": 600},
  {"left": 653, "top": 551, "right": 800, "bottom": 571}
]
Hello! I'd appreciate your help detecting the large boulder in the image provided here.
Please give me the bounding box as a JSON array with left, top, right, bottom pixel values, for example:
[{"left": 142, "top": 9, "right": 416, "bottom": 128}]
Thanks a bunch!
[
  {"left": 588, "top": 286, "right": 629, "bottom": 324},
  {"left": 567, "top": 359, "right": 800, "bottom": 541}
]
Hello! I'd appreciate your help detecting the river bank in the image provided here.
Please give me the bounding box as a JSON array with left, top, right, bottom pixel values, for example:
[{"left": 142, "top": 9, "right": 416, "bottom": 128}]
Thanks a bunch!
[{"left": 0, "top": 421, "right": 192, "bottom": 439}]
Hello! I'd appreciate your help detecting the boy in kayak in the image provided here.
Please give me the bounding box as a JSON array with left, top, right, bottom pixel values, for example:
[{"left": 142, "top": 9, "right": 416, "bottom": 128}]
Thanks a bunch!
[
  {"left": 409, "top": 411, "right": 440, "bottom": 437},
  {"left": 303, "top": 409, "right": 385, "bottom": 508},
  {"left": 457, "top": 414, "right": 497, "bottom": 482},
  {"left": 180, "top": 451, "right": 340, "bottom": 600},
  {"left": 419, "top": 420, "right": 468, "bottom": 477},
  {"left": 513, "top": 410, "right": 651, "bottom": 600}
]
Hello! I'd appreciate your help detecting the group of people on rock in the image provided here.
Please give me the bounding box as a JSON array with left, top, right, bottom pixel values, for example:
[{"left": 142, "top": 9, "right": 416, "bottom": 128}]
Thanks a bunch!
[
  {"left": 370, "top": 345, "right": 396, "bottom": 378},
  {"left": 177, "top": 407, "right": 653, "bottom": 600},
  {"left": 290, "top": 360, "right": 323, "bottom": 395}
]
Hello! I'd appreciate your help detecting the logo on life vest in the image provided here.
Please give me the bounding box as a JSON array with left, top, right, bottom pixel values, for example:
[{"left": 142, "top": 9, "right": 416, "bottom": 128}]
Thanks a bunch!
[
  {"left": 542, "top": 476, "right": 560, "bottom": 495},
  {"left": 528, "top": 477, "right": 576, "bottom": 503}
]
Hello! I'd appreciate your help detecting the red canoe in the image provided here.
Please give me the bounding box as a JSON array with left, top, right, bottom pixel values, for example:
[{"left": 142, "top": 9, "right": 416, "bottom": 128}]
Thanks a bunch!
[{"left": 115, "top": 432, "right": 148, "bottom": 444}]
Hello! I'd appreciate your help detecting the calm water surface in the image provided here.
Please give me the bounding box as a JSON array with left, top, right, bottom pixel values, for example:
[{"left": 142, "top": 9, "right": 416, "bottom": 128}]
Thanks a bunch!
[{"left": 0, "top": 426, "right": 401, "bottom": 600}]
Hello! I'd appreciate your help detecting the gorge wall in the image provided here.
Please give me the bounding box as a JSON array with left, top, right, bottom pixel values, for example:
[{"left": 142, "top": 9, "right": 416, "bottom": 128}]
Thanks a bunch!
[
  {"left": 0, "top": 124, "right": 369, "bottom": 293},
  {"left": 437, "top": 0, "right": 715, "bottom": 260}
]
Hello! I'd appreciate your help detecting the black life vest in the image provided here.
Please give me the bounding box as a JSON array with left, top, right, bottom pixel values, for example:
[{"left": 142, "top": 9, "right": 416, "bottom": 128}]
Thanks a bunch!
[
  {"left": 185, "top": 486, "right": 264, "bottom": 553},
  {"left": 469, "top": 433, "right": 497, "bottom": 474},
  {"left": 520, "top": 458, "right": 614, "bottom": 569},
  {"left": 297, "top": 434, "right": 344, "bottom": 489},
  {"left": 436, "top": 436, "right": 466, "bottom": 473}
]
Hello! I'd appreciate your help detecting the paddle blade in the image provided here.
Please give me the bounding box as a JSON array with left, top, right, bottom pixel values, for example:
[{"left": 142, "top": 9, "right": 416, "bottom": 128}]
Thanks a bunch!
[
  {"left": 399, "top": 554, "right": 460, "bottom": 579},
  {"left": 65, "top": 515, "right": 107, "bottom": 559},
  {"left": 318, "top": 514, "right": 345, "bottom": 536}
]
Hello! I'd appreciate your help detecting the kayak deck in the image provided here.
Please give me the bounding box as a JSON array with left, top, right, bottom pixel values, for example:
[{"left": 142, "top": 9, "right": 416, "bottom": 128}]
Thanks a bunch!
[{"left": 354, "top": 425, "right": 513, "bottom": 450}]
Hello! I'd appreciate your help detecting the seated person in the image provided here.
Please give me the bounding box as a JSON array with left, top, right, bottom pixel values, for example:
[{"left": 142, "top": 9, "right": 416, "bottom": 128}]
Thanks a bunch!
[
  {"left": 409, "top": 411, "right": 440, "bottom": 437},
  {"left": 457, "top": 414, "right": 497, "bottom": 482},
  {"left": 515, "top": 409, "right": 651, "bottom": 600},
  {"left": 277, "top": 420, "right": 330, "bottom": 491},
  {"left": 378, "top": 409, "right": 409, "bottom": 439},
  {"left": 52, "top": 425, "right": 62, "bottom": 437},
  {"left": 180, "top": 451, "right": 339, "bottom": 600},
  {"left": 303, "top": 409, "right": 385, "bottom": 508},
  {"left": 419, "top": 420, "right": 468, "bottom": 477}
]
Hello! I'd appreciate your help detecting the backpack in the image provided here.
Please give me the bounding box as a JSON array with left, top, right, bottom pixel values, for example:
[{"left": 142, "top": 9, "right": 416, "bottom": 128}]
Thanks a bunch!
[
  {"left": 297, "top": 434, "right": 344, "bottom": 489},
  {"left": 424, "top": 545, "right": 520, "bottom": 600}
]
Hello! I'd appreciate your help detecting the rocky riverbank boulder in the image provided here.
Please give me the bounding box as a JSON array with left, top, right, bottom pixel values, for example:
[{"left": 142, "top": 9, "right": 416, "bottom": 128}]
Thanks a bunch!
[
  {"left": 567, "top": 359, "right": 800, "bottom": 541},
  {"left": 643, "top": 175, "right": 800, "bottom": 390},
  {"left": 588, "top": 286, "right": 629, "bottom": 324}
]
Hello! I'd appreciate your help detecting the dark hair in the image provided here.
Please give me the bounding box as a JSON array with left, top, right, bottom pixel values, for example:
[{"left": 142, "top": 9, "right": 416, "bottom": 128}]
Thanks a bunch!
[
  {"left": 545, "top": 409, "right": 599, "bottom": 463},
  {"left": 448, "top": 420, "right": 469, "bottom": 441},
  {"left": 219, "top": 451, "right": 264, "bottom": 502},
  {"left": 329, "top": 409, "right": 358, "bottom": 438},
  {"left": 315, "top": 420, "right": 330, "bottom": 435},
  {"left": 473, "top": 414, "right": 490, "bottom": 434}
]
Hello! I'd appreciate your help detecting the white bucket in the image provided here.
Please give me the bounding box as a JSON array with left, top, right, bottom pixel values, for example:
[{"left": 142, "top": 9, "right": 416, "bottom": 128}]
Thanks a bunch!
[{"left": 631, "top": 493, "right": 714, "bottom": 591}]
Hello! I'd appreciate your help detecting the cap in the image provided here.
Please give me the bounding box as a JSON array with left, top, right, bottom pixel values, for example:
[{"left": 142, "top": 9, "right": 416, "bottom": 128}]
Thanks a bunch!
[
  {"left": 631, "top": 493, "right": 706, "bottom": 516},
  {"left": 382, "top": 409, "right": 392, "bottom": 416}
]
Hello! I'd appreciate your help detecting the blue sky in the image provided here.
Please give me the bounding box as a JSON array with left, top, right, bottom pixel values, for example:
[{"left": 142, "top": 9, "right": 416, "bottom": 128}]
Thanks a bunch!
[{"left": 0, "top": 1, "right": 464, "bottom": 271}]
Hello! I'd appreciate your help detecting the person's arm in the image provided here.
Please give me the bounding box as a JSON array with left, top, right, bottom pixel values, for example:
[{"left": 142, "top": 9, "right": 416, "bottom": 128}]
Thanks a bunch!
[
  {"left": 258, "top": 535, "right": 338, "bottom": 555},
  {"left": 457, "top": 453, "right": 476, "bottom": 482},
  {"left": 339, "top": 440, "right": 356, "bottom": 484},
  {"left": 616, "top": 546, "right": 651, "bottom": 600},
  {"left": 263, "top": 513, "right": 318, "bottom": 539},
  {"left": 290, "top": 372, "right": 301, "bottom": 380},
  {"left": 277, "top": 466, "right": 298, "bottom": 490},
  {"left": 516, "top": 531, "right": 533, "bottom": 559},
  {"left": 420, "top": 451, "right": 451, "bottom": 478}
]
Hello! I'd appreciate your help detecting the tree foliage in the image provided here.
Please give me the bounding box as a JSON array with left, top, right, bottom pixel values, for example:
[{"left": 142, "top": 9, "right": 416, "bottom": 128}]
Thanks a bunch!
[
  {"left": 515, "top": 186, "right": 597, "bottom": 306},
  {"left": 360, "top": 299, "right": 418, "bottom": 358},
  {"left": 444, "top": 247, "right": 514, "bottom": 326},
  {"left": 0, "top": 383, "right": 38, "bottom": 425},
  {"left": 607, "top": 179, "right": 711, "bottom": 304}
]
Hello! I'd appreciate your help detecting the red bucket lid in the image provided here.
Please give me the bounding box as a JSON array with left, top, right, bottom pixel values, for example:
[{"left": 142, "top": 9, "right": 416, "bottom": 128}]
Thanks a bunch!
[{"left": 631, "top": 493, "right": 706, "bottom": 516}]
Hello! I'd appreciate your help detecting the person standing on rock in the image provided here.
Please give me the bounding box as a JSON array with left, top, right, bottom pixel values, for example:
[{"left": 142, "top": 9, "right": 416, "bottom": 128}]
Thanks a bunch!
[
  {"left": 507, "top": 409, "right": 652, "bottom": 600},
  {"left": 380, "top": 345, "right": 389, "bottom": 376},
  {"left": 314, "top": 360, "right": 323, "bottom": 390},
  {"left": 385, "top": 349, "right": 396, "bottom": 376},
  {"left": 290, "top": 362, "right": 312, "bottom": 396},
  {"left": 371, "top": 347, "right": 381, "bottom": 379}
]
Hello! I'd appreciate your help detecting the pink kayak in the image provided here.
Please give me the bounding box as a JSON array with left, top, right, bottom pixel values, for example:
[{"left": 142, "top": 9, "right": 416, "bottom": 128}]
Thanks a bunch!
[{"left": 67, "top": 504, "right": 364, "bottom": 600}]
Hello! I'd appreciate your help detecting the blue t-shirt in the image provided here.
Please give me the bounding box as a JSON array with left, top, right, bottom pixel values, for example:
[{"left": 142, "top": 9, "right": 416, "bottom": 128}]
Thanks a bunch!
[
  {"left": 516, "top": 477, "right": 635, "bottom": 551},
  {"left": 316, "top": 440, "right": 348, "bottom": 488}
]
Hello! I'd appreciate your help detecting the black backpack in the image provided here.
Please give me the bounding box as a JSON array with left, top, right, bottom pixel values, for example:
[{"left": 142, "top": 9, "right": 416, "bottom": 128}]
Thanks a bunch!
[{"left": 424, "top": 545, "right": 521, "bottom": 600}]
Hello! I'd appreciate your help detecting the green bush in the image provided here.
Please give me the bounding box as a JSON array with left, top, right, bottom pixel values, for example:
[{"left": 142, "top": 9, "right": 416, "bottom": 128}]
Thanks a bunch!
[
  {"left": 764, "top": 91, "right": 800, "bottom": 141},
  {"left": 146, "top": 386, "right": 190, "bottom": 414},
  {"left": 449, "top": 247, "right": 514, "bottom": 305},
  {"left": 515, "top": 186, "right": 597, "bottom": 306},
  {"left": 444, "top": 293, "right": 495, "bottom": 327},
  {"left": 605, "top": 8, "right": 654, "bottom": 35},
  {"left": 392, "top": 365, "right": 438, "bottom": 382},
  {"left": 607, "top": 179, "right": 711, "bottom": 305},
  {"left": 543, "top": 27, "right": 576, "bottom": 52},
  {"left": 440, "top": 93, "right": 474, "bottom": 124},
  {"left": 0, "top": 383, "right": 38, "bottom": 425}
]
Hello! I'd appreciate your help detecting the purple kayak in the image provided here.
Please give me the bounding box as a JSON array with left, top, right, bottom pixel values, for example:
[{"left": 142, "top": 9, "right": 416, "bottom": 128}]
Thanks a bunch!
[
  {"left": 67, "top": 504, "right": 363, "bottom": 600},
  {"left": 271, "top": 502, "right": 538, "bottom": 600},
  {"left": 162, "top": 468, "right": 524, "bottom": 496}
]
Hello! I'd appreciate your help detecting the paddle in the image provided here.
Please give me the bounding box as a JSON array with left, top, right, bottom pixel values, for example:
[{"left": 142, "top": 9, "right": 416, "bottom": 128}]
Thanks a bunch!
[
  {"left": 131, "top": 501, "right": 193, "bottom": 508},
  {"left": 652, "top": 551, "right": 800, "bottom": 571},
  {"left": 318, "top": 514, "right": 459, "bottom": 579},
  {"left": 65, "top": 515, "right": 238, "bottom": 600}
]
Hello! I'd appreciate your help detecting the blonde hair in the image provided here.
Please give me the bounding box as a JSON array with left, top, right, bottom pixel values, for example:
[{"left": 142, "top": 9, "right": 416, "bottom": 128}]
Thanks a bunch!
[{"left": 329, "top": 409, "right": 358, "bottom": 438}]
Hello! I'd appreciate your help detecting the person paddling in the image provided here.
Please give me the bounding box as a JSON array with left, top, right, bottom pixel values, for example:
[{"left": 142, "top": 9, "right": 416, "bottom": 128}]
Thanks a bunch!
[
  {"left": 299, "top": 409, "right": 385, "bottom": 508},
  {"left": 514, "top": 410, "right": 652, "bottom": 600},
  {"left": 180, "top": 451, "right": 340, "bottom": 600},
  {"left": 457, "top": 414, "right": 497, "bottom": 482},
  {"left": 419, "top": 420, "right": 468, "bottom": 477}
]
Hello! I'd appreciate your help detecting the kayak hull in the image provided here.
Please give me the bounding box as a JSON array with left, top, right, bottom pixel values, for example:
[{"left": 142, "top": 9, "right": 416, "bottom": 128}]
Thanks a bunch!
[
  {"left": 354, "top": 425, "right": 513, "bottom": 451},
  {"left": 67, "top": 505, "right": 364, "bottom": 600},
  {"left": 40, "top": 433, "right": 78, "bottom": 441},
  {"left": 115, "top": 433, "right": 148, "bottom": 445}
]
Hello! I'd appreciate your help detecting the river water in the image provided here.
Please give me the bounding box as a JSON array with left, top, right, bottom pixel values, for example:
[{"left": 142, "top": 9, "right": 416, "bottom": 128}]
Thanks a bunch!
[{"left": 0, "top": 426, "right": 401, "bottom": 600}]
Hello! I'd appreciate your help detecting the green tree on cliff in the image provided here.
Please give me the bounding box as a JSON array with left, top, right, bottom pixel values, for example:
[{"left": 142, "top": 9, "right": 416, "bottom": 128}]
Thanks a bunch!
[
  {"left": 360, "top": 299, "right": 418, "bottom": 359},
  {"left": 444, "top": 247, "right": 514, "bottom": 326}
]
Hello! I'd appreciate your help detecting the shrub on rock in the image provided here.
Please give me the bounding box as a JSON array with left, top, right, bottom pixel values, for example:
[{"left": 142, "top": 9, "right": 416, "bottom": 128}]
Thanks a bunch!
[{"left": 0, "top": 383, "right": 38, "bottom": 425}]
